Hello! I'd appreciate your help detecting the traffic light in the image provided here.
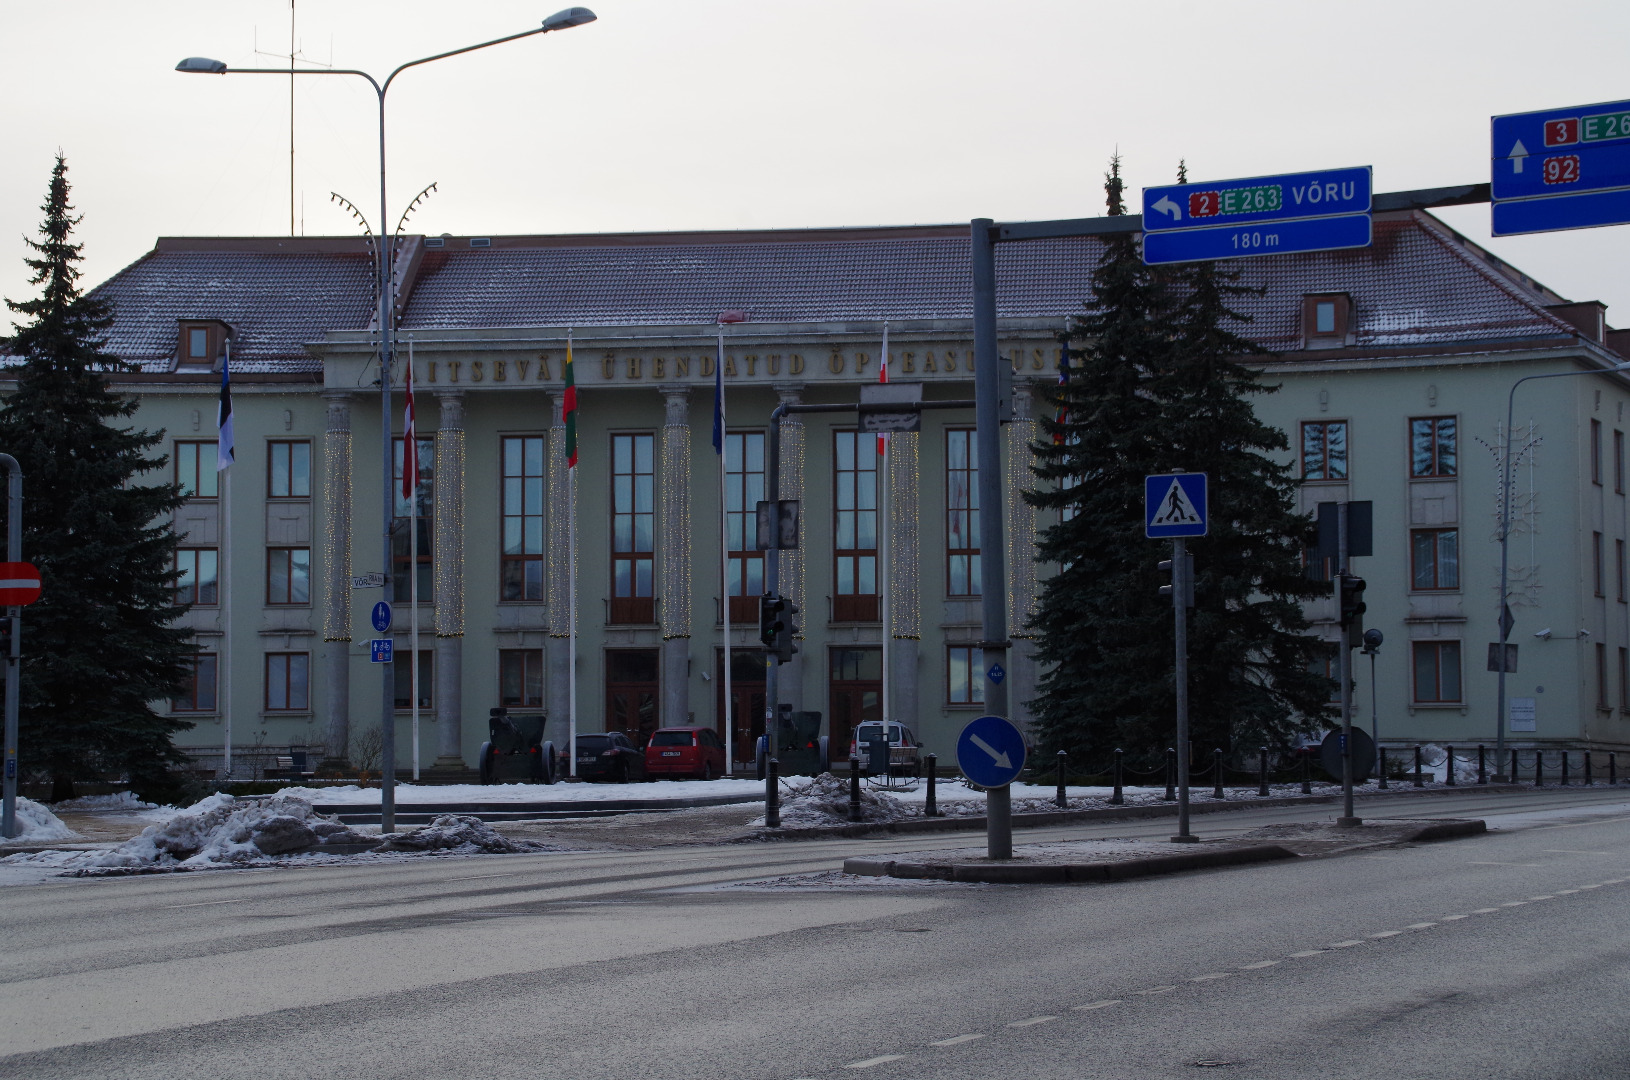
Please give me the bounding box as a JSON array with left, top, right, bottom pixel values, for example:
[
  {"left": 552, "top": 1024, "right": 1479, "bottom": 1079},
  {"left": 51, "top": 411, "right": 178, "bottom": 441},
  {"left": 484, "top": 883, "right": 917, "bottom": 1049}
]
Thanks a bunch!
[
  {"left": 1338, "top": 573, "right": 1367, "bottom": 635},
  {"left": 1157, "top": 554, "right": 1194, "bottom": 608},
  {"left": 774, "top": 599, "right": 801, "bottom": 664},
  {"left": 758, "top": 594, "right": 782, "bottom": 648},
  {"left": 758, "top": 594, "right": 800, "bottom": 663}
]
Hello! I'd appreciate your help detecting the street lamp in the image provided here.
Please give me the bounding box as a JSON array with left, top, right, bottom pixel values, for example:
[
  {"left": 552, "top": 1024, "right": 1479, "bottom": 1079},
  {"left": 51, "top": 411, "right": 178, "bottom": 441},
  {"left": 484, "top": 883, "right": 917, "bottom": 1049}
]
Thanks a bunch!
[
  {"left": 178, "top": 8, "right": 596, "bottom": 833},
  {"left": 1495, "top": 359, "right": 1630, "bottom": 776}
]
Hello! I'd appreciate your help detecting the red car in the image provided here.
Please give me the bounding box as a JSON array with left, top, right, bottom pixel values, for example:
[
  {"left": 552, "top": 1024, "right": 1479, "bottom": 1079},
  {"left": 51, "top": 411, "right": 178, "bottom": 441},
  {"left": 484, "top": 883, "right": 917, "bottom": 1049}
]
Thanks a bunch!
[{"left": 644, "top": 726, "right": 727, "bottom": 780}]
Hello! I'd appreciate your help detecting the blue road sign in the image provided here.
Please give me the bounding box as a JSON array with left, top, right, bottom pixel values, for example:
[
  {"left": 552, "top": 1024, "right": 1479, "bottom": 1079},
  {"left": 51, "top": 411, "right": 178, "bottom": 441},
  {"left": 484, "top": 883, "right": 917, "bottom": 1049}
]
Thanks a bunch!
[
  {"left": 1142, "top": 166, "right": 1372, "bottom": 232},
  {"left": 1492, "top": 99, "right": 1630, "bottom": 203},
  {"left": 1493, "top": 187, "right": 1630, "bottom": 236},
  {"left": 956, "top": 715, "right": 1027, "bottom": 789},
  {"left": 371, "top": 601, "right": 392, "bottom": 634},
  {"left": 1144, "top": 214, "right": 1371, "bottom": 266},
  {"left": 987, "top": 663, "right": 1006, "bottom": 685},
  {"left": 369, "top": 638, "right": 394, "bottom": 664},
  {"left": 1146, "top": 473, "right": 1209, "bottom": 538}
]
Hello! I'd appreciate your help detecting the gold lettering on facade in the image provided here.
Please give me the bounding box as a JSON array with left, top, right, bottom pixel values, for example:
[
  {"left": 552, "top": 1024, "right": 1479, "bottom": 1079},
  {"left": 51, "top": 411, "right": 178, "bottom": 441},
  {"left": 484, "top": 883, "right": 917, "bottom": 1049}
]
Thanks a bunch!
[
  {"left": 676, "top": 356, "right": 691, "bottom": 377},
  {"left": 855, "top": 352, "right": 871, "bottom": 376},
  {"left": 745, "top": 356, "right": 757, "bottom": 376},
  {"left": 428, "top": 361, "right": 438, "bottom": 383},
  {"left": 902, "top": 352, "right": 915, "bottom": 373},
  {"left": 790, "top": 354, "right": 805, "bottom": 375},
  {"left": 448, "top": 361, "right": 461, "bottom": 382},
  {"left": 701, "top": 355, "right": 715, "bottom": 377},
  {"left": 828, "top": 353, "right": 845, "bottom": 374},
  {"left": 724, "top": 356, "right": 737, "bottom": 377},
  {"left": 601, "top": 356, "right": 615, "bottom": 381},
  {"left": 516, "top": 358, "right": 530, "bottom": 381},
  {"left": 1032, "top": 349, "right": 1044, "bottom": 370},
  {"left": 471, "top": 360, "right": 484, "bottom": 382},
  {"left": 493, "top": 360, "right": 506, "bottom": 381},
  {"left": 944, "top": 349, "right": 957, "bottom": 372},
  {"left": 626, "top": 357, "right": 643, "bottom": 379},
  {"left": 653, "top": 357, "right": 666, "bottom": 379},
  {"left": 767, "top": 354, "right": 781, "bottom": 375},
  {"left": 924, "top": 352, "right": 938, "bottom": 373}
]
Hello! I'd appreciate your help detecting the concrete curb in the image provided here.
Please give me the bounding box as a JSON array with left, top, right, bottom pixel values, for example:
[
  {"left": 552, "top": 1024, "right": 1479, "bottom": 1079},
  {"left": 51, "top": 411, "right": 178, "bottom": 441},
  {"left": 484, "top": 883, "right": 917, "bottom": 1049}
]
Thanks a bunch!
[
  {"left": 843, "top": 843, "right": 1300, "bottom": 884},
  {"left": 1398, "top": 818, "right": 1488, "bottom": 843}
]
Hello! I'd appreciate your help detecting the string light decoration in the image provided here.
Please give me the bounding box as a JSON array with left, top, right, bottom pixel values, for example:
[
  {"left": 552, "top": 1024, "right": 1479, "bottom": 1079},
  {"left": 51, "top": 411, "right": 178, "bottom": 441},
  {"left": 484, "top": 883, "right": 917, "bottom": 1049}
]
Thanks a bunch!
[
  {"left": 320, "top": 414, "right": 353, "bottom": 643},
  {"left": 660, "top": 392, "right": 691, "bottom": 640},
  {"left": 777, "top": 410, "right": 806, "bottom": 637},
  {"left": 1005, "top": 384, "right": 1039, "bottom": 639},
  {"left": 888, "top": 430, "right": 921, "bottom": 640},
  {"left": 546, "top": 397, "right": 572, "bottom": 638},
  {"left": 434, "top": 425, "right": 466, "bottom": 638}
]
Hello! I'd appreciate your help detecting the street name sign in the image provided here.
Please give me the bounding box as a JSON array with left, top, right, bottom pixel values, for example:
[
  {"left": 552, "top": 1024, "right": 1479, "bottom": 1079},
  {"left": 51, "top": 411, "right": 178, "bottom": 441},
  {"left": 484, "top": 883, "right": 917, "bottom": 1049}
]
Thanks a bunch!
[
  {"left": 0, "top": 562, "right": 41, "bottom": 606},
  {"left": 351, "top": 572, "right": 386, "bottom": 589},
  {"left": 1492, "top": 98, "right": 1630, "bottom": 236},
  {"left": 1141, "top": 166, "right": 1372, "bottom": 265},
  {"left": 956, "top": 714, "right": 1027, "bottom": 789},
  {"left": 371, "top": 601, "right": 392, "bottom": 634},
  {"left": 1145, "top": 473, "right": 1209, "bottom": 538},
  {"left": 369, "top": 639, "right": 394, "bottom": 664}
]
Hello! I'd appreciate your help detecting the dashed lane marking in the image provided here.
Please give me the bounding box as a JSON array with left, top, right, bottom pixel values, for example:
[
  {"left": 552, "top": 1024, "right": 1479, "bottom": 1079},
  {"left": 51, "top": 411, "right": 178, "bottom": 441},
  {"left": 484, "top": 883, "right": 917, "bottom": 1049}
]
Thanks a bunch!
[
  {"left": 1073, "top": 1000, "right": 1122, "bottom": 1011},
  {"left": 929, "top": 1034, "right": 985, "bottom": 1047},
  {"left": 1440, "top": 914, "right": 1470, "bottom": 921},
  {"left": 163, "top": 899, "right": 252, "bottom": 909},
  {"left": 1008, "top": 1016, "right": 1057, "bottom": 1027},
  {"left": 1288, "top": 950, "right": 1326, "bottom": 958},
  {"left": 1189, "top": 973, "right": 1231, "bottom": 981},
  {"left": 1499, "top": 901, "right": 1529, "bottom": 907},
  {"left": 1470, "top": 908, "right": 1502, "bottom": 914},
  {"left": 845, "top": 1055, "right": 906, "bottom": 1069},
  {"left": 1556, "top": 889, "right": 1580, "bottom": 894},
  {"left": 1368, "top": 931, "right": 1404, "bottom": 939},
  {"left": 1469, "top": 861, "right": 1541, "bottom": 867},
  {"left": 1133, "top": 986, "right": 1177, "bottom": 995},
  {"left": 1327, "top": 940, "right": 1365, "bottom": 948},
  {"left": 1407, "top": 923, "right": 1437, "bottom": 929},
  {"left": 1543, "top": 850, "right": 1612, "bottom": 855},
  {"left": 1528, "top": 895, "right": 1556, "bottom": 901}
]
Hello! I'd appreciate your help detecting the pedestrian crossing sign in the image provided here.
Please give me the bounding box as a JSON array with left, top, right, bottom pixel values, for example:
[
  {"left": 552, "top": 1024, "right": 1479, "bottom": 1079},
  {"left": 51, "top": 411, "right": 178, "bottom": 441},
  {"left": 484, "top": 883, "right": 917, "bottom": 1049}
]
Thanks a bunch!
[{"left": 1145, "top": 473, "right": 1208, "bottom": 538}]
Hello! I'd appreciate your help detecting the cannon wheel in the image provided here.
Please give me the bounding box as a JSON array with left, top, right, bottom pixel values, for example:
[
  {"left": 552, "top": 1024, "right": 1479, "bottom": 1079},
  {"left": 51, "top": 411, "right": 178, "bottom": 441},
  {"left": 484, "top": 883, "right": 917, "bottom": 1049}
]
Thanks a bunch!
[
  {"left": 478, "top": 741, "right": 494, "bottom": 786},
  {"left": 818, "top": 736, "right": 831, "bottom": 776},
  {"left": 538, "top": 741, "right": 557, "bottom": 784}
]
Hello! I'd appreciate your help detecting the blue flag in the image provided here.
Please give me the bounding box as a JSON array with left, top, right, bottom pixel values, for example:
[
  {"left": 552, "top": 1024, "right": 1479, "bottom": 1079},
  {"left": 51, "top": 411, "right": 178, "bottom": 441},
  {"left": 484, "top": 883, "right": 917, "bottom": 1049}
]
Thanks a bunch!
[
  {"left": 711, "top": 330, "right": 725, "bottom": 454},
  {"left": 217, "top": 342, "right": 235, "bottom": 471}
]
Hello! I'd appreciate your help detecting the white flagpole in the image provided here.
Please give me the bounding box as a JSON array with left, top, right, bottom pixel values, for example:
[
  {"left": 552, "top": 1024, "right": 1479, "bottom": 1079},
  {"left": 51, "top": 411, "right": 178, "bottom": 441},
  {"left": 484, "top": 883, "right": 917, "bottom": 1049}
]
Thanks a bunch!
[
  {"left": 878, "top": 321, "right": 890, "bottom": 731},
  {"left": 718, "top": 326, "right": 733, "bottom": 777},
  {"left": 567, "top": 328, "right": 578, "bottom": 779},
  {"left": 219, "top": 339, "right": 233, "bottom": 780},
  {"left": 409, "top": 337, "right": 420, "bottom": 781}
]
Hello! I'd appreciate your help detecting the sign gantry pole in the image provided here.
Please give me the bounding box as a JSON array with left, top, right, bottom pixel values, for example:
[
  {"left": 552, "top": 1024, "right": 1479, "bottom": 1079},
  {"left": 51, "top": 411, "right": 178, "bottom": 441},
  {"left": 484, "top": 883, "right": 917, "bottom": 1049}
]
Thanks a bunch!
[{"left": 0, "top": 455, "right": 23, "bottom": 839}]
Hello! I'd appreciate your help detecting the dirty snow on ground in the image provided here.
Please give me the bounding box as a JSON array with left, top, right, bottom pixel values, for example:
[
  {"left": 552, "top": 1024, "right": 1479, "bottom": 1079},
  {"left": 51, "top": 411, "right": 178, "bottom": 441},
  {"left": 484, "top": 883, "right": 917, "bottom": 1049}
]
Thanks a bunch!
[
  {"left": 278, "top": 778, "right": 769, "bottom": 804},
  {"left": 3, "top": 798, "right": 80, "bottom": 843},
  {"left": 50, "top": 791, "right": 158, "bottom": 812}
]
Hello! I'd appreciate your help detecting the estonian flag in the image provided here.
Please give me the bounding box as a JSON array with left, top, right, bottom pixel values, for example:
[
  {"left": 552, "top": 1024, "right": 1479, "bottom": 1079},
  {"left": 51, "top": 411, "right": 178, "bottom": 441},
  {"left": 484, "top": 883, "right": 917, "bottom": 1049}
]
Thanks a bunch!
[
  {"left": 217, "top": 341, "right": 234, "bottom": 471},
  {"left": 711, "top": 330, "right": 725, "bottom": 455}
]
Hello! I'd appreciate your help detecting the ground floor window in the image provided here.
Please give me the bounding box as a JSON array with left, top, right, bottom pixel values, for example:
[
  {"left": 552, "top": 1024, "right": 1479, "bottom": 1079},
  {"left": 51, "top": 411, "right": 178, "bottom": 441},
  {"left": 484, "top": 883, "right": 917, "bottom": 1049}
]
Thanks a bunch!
[
  {"left": 606, "top": 648, "right": 659, "bottom": 746},
  {"left": 1412, "top": 641, "right": 1461, "bottom": 703},
  {"left": 172, "top": 653, "right": 218, "bottom": 712},
  {"left": 716, "top": 648, "right": 766, "bottom": 766},
  {"left": 265, "top": 652, "right": 310, "bottom": 711},
  {"left": 829, "top": 647, "right": 881, "bottom": 755},
  {"left": 393, "top": 648, "right": 434, "bottom": 710},
  {"left": 500, "top": 649, "right": 544, "bottom": 708},
  {"left": 947, "top": 644, "right": 984, "bottom": 705}
]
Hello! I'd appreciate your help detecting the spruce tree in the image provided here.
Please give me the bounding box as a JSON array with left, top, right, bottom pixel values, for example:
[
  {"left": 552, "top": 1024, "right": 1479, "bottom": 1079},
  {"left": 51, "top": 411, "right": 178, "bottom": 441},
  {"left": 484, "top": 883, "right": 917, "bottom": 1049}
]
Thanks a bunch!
[
  {"left": 1027, "top": 157, "right": 1332, "bottom": 769},
  {"left": 1, "top": 155, "right": 195, "bottom": 802}
]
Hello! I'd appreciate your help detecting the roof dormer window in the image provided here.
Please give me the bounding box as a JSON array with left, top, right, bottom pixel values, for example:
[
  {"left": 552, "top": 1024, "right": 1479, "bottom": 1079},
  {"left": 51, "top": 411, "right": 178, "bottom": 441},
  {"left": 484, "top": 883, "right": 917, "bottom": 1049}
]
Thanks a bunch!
[
  {"left": 1301, "top": 293, "right": 1351, "bottom": 350},
  {"left": 176, "top": 320, "right": 232, "bottom": 372}
]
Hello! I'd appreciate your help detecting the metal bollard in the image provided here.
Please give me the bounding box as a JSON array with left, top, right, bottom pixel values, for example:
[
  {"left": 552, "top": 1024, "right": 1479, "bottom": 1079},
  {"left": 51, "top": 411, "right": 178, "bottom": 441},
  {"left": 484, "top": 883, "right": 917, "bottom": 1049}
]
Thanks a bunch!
[
  {"left": 1413, "top": 745, "right": 1424, "bottom": 787},
  {"left": 766, "top": 757, "right": 780, "bottom": 829},
  {"left": 1300, "top": 748, "right": 1312, "bottom": 795},
  {"left": 1534, "top": 750, "right": 1544, "bottom": 788},
  {"left": 1055, "top": 750, "right": 1068, "bottom": 808},
  {"left": 1379, "top": 746, "right": 1389, "bottom": 790},
  {"left": 1478, "top": 744, "right": 1487, "bottom": 785},
  {"left": 1111, "top": 748, "right": 1124, "bottom": 806},
  {"left": 1510, "top": 748, "right": 1519, "bottom": 784},
  {"left": 924, "top": 754, "right": 938, "bottom": 817},
  {"left": 1560, "top": 750, "right": 1570, "bottom": 786},
  {"left": 1446, "top": 745, "right": 1456, "bottom": 786},
  {"left": 1214, "top": 748, "right": 1225, "bottom": 799},
  {"left": 1612, "top": 752, "right": 1618, "bottom": 785},
  {"left": 849, "top": 756, "right": 862, "bottom": 822},
  {"left": 1164, "top": 748, "right": 1176, "bottom": 801},
  {"left": 1258, "top": 746, "right": 1269, "bottom": 797},
  {"left": 1585, "top": 750, "right": 1594, "bottom": 786}
]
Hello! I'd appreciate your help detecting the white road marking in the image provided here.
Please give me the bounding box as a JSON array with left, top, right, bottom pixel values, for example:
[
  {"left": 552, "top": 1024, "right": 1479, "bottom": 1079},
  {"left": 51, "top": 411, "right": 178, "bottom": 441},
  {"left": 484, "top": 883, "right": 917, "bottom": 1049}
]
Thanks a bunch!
[
  {"left": 1469, "top": 861, "right": 1541, "bottom": 867},
  {"left": 1439, "top": 914, "right": 1469, "bottom": 921},
  {"left": 929, "top": 1034, "right": 985, "bottom": 1047},
  {"left": 1543, "top": 850, "right": 1611, "bottom": 855},
  {"left": 1189, "top": 973, "right": 1230, "bottom": 981},
  {"left": 1240, "top": 960, "right": 1279, "bottom": 970},
  {"left": 1499, "top": 901, "right": 1529, "bottom": 907},
  {"left": 1407, "top": 923, "right": 1437, "bottom": 929},
  {"left": 1133, "top": 986, "right": 1176, "bottom": 995},
  {"left": 845, "top": 1055, "right": 906, "bottom": 1069},
  {"left": 1556, "top": 889, "right": 1580, "bottom": 894},
  {"left": 163, "top": 899, "right": 251, "bottom": 909},
  {"left": 1073, "top": 1000, "right": 1121, "bottom": 1011},
  {"left": 1528, "top": 895, "right": 1555, "bottom": 901},
  {"left": 1578, "top": 884, "right": 1604, "bottom": 889},
  {"left": 1008, "top": 1016, "right": 1057, "bottom": 1027},
  {"left": 1470, "top": 908, "right": 1502, "bottom": 914},
  {"left": 1288, "top": 950, "right": 1326, "bottom": 958},
  {"left": 1368, "top": 931, "right": 1403, "bottom": 938},
  {"left": 1327, "top": 940, "right": 1364, "bottom": 948}
]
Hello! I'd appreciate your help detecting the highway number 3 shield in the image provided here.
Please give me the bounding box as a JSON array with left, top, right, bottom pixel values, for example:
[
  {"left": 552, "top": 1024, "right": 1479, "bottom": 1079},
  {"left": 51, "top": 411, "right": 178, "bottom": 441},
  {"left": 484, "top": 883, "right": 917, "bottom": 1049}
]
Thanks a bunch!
[
  {"left": 0, "top": 562, "right": 42, "bottom": 606},
  {"left": 956, "top": 714, "right": 1027, "bottom": 789}
]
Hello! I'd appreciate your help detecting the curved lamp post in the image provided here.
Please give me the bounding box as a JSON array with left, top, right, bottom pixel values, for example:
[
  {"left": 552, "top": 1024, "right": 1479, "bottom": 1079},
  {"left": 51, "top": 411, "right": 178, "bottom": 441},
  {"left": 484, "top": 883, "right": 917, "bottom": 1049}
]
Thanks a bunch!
[
  {"left": 1495, "top": 359, "right": 1630, "bottom": 774},
  {"left": 178, "top": 8, "right": 596, "bottom": 832}
]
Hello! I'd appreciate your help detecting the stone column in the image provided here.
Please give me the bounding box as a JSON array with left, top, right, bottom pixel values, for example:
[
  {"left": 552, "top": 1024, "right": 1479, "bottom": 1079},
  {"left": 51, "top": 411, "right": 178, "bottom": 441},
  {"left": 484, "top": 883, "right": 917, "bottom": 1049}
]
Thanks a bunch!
[
  {"left": 888, "top": 429, "right": 922, "bottom": 732},
  {"left": 1005, "top": 381, "right": 1040, "bottom": 731},
  {"left": 320, "top": 392, "right": 353, "bottom": 768},
  {"left": 774, "top": 384, "right": 806, "bottom": 712},
  {"left": 546, "top": 392, "right": 572, "bottom": 742},
  {"left": 433, "top": 390, "right": 466, "bottom": 766},
  {"left": 659, "top": 386, "right": 692, "bottom": 725}
]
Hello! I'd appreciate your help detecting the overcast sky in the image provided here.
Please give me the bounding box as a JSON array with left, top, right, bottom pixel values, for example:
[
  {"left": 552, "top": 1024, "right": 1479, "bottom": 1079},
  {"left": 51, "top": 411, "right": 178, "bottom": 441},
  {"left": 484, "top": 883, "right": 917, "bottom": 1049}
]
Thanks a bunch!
[{"left": 4, "top": 0, "right": 1629, "bottom": 324}]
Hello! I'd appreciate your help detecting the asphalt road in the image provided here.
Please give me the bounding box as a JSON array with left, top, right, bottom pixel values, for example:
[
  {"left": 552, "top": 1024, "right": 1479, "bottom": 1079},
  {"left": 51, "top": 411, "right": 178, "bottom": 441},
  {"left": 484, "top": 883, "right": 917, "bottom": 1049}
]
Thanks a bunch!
[{"left": 1, "top": 786, "right": 1627, "bottom": 1079}]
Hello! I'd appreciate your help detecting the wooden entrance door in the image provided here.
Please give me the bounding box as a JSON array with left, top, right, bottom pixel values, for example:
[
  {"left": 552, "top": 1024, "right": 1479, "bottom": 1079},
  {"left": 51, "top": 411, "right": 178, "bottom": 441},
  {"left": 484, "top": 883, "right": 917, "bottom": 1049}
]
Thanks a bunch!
[
  {"left": 717, "top": 648, "right": 767, "bottom": 767},
  {"left": 606, "top": 649, "right": 660, "bottom": 747},
  {"left": 828, "top": 647, "right": 882, "bottom": 760}
]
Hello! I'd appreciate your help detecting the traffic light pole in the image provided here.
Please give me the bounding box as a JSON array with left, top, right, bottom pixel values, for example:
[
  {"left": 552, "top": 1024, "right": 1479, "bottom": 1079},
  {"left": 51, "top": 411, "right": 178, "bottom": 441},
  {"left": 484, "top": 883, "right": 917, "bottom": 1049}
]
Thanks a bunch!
[
  {"left": 1170, "top": 537, "right": 1195, "bottom": 843},
  {"left": 1337, "top": 501, "right": 1360, "bottom": 825},
  {"left": 0, "top": 454, "right": 19, "bottom": 839},
  {"left": 765, "top": 415, "right": 781, "bottom": 764}
]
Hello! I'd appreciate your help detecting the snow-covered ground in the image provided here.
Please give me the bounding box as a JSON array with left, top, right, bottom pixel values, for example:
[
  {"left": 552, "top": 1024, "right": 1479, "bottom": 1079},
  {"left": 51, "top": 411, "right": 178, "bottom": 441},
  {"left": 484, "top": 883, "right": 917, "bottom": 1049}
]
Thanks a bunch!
[
  {"left": 3, "top": 798, "right": 81, "bottom": 843},
  {"left": 280, "top": 778, "right": 772, "bottom": 804}
]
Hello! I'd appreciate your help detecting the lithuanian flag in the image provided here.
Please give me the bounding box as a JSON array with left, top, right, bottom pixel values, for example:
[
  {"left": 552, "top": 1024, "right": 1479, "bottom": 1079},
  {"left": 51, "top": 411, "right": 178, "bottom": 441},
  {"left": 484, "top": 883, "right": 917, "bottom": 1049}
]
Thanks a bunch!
[{"left": 564, "top": 330, "right": 578, "bottom": 468}]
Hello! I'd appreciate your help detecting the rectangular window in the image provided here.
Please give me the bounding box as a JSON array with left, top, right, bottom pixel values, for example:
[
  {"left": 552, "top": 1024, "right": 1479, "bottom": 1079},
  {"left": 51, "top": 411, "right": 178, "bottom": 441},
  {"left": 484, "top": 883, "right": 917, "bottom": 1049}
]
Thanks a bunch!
[
  {"left": 1592, "top": 419, "right": 1603, "bottom": 486},
  {"left": 1409, "top": 417, "right": 1457, "bottom": 478},
  {"left": 266, "top": 547, "right": 311, "bottom": 605},
  {"left": 1616, "top": 430, "right": 1625, "bottom": 494},
  {"left": 264, "top": 652, "right": 310, "bottom": 711},
  {"left": 175, "top": 440, "right": 219, "bottom": 498},
  {"left": 611, "top": 433, "right": 655, "bottom": 624},
  {"left": 175, "top": 548, "right": 219, "bottom": 606},
  {"left": 393, "top": 648, "right": 434, "bottom": 710},
  {"left": 1598, "top": 642, "right": 1610, "bottom": 709},
  {"left": 393, "top": 436, "right": 435, "bottom": 604},
  {"left": 833, "top": 430, "right": 879, "bottom": 621},
  {"left": 948, "top": 645, "right": 985, "bottom": 705},
  {"left": 1409, "top": 529, "right": 1460, "bottom": 590},
  {"left": 1620, "top": 647, "right": 1628, "bottom": 711},
  {"left": 1618, "top": 539, "right": 1626, "bottom": 603},
  {"left": 500, "top": 649, "right": 545, "bottom": 709},
  {"left": 172, "top": 653, "right": 218, "bottom": 712},
  {"left": 267, "top": 440, "right": 311, "bottom": 499},
  {"left": 724, "top": 432, "right": 766, "bottom": 622},
  {"left": 1412, "top": 641, "right": 1462, "bottom": 703},
  {"left": 188, "top": 327, "right": 209, "bottom": 359},
  {"left": 1300, "top": 421, "right": 1348, "bottom": 480},
  {"left": 501, "top": 435, "right": 546, "bottom": 602},
  {"left": 947, "top": 428, "right": 981, "bottom": 596},
  {"left": 1595, "top": 532, "right": 1605, "bottom": 597}
]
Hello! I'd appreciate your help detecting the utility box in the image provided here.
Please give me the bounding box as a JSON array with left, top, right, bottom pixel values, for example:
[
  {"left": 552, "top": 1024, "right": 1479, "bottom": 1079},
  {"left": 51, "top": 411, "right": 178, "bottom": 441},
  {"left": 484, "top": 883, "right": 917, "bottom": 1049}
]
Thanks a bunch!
[{"left": 774, "top": 707, "right": 828, "bottom": 776}]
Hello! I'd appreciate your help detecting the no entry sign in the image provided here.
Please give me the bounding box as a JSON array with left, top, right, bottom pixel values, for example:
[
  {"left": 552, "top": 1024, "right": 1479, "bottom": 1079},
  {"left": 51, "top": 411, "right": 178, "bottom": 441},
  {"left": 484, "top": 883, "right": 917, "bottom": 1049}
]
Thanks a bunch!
[{"left": 0, "top": 563, "right": 40, "bottom": 606}]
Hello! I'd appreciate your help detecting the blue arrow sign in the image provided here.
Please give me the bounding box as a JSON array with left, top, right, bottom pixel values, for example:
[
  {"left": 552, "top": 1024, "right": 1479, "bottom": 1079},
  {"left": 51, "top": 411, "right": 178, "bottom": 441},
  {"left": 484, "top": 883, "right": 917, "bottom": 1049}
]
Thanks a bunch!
[
  {"left": 1492, "top": 99, "right": 1630, "bottom": 203},
  {"left": 1143, "top": 214, "right": 1371, "bottom": 266},
  {"left": 1146, "top": 473, "right": 1208, "bottom": 538},
  {"left": 371, "top": 601, "right": 392, "bottom": 634},
  {"left": 956, "top": 715, "right": 1027, "bottom": 789},
  {"left": 1142, "top": 166, "right": 1371, "bottom": 232},
  {"left": 369, "top": 639, "right": 394, "bottom": 664}
]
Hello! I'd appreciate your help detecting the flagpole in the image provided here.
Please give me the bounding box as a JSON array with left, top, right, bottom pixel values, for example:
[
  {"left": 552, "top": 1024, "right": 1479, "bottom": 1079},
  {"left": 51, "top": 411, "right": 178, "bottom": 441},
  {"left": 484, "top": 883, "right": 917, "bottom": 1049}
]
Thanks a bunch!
[
  {"left": 566, "top": 328, "right": 578, "bottom": 779},
  {"left": 408, "top": 337, "right": 420, "bottom": 781},
  {"left": 878, "top": 321, "right": 890, "bottom": 732},
  {"left": 717, "top": 325, "right": 733, "bottom": 777},
  {"left": 218, "top": 339, "right": 234, "bottom": 780}
]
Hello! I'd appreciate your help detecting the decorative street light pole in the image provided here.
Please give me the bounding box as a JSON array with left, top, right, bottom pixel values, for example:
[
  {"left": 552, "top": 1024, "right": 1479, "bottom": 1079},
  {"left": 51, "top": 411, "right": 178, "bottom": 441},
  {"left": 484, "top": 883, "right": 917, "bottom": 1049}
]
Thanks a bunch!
[{"left": 176, "top": 8, "right": 596, "bottom": 833}]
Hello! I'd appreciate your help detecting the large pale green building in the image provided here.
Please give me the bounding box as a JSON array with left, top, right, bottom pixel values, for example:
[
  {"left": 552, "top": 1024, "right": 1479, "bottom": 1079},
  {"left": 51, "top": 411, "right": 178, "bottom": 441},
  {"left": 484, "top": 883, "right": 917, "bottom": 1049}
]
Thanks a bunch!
[{"left": 78, "top": 210, "right": 1630, "bottom": 777}]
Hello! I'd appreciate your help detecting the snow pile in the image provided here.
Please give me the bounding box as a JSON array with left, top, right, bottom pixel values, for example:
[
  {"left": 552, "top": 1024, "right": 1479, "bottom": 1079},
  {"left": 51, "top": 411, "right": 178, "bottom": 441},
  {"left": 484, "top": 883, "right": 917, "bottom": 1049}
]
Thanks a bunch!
[
  {"left": 762, "top": 773, "right": 914, "bottom": 828},
  {"left": 374, "top": 815, "right": 532, "bottom": 854},
  {"left": 2, "top": 797, "right": 80, "bottom": 843},
  {"left": 52, "top": 791, "right": 158, "bottom": 812}
]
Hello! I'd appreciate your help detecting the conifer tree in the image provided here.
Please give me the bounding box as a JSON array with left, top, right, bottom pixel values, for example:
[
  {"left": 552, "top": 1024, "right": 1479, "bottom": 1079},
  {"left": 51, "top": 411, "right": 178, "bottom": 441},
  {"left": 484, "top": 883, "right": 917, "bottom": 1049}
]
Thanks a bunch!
[
  {"left": 1, "top": 155, "right": 195, "bottom": 802},
  {"left": 1027, "top": 157, "right": 1331, "bottom": 768}
]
